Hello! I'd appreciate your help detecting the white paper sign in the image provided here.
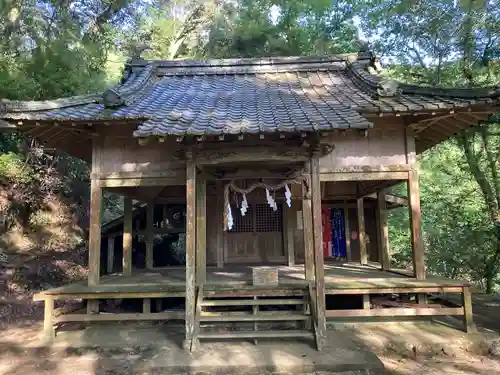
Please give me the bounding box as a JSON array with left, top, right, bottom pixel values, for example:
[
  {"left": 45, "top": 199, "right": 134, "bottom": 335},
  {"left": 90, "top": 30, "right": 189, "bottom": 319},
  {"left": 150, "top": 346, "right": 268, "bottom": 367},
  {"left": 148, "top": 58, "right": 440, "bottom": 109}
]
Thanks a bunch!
[{"left": 296, "top": 210, "right": 303, "bottom": 229}]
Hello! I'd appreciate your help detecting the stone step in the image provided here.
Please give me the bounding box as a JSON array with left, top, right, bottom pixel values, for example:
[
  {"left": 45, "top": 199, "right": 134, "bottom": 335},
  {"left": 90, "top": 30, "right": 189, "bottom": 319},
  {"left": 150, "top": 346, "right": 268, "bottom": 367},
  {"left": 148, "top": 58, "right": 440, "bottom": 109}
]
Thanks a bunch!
[
  {"left": 197, "top": 329, "right": 314, "bottom": 339},
  {"left": 199, "top": 313, "right": 310, "bottom": 322}
]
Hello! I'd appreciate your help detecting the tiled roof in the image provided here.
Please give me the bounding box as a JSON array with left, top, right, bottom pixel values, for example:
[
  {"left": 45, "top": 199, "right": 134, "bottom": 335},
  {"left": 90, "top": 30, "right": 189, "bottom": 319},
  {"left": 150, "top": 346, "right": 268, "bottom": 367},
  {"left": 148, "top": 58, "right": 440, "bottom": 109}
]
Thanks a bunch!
[{"left": 1, "top": 52, "right": 499, "bottom": 138}]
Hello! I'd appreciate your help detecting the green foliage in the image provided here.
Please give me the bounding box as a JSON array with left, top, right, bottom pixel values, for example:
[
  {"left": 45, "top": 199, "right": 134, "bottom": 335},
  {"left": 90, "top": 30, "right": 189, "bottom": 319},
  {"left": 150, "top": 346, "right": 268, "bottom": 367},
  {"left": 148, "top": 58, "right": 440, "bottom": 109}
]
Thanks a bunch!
[{"left": 0, "top": 152, "right": 33, "bottom": 184}]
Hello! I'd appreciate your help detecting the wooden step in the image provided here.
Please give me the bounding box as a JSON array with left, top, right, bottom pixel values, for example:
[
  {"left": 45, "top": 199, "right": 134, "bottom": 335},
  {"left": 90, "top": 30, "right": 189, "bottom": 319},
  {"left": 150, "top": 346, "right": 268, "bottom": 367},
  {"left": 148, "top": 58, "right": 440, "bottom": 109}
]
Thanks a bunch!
[
  {"left": 200, "top": 298, "right": 305, "bottom": 307},
  {"left": 199, "top": 313, "right": 310, "bottom": 322},
  {"left": 198, "top": 330, "right": 314, "bottom": 339}
]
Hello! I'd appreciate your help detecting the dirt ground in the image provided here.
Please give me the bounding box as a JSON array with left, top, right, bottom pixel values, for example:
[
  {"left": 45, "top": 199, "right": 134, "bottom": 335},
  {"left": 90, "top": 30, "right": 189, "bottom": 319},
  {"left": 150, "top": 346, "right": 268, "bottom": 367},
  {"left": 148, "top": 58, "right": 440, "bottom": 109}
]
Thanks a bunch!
[{"left": 1, "top": 291, "right": 500, "bottom": 374}]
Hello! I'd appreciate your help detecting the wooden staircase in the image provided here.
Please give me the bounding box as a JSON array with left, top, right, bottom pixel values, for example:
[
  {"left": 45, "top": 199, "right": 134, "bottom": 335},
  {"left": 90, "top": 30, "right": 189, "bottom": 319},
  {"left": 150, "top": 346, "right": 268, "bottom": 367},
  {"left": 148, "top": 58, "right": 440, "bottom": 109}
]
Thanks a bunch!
[{"left": 189, "top": 284, "right": 320, "bottom": 351}]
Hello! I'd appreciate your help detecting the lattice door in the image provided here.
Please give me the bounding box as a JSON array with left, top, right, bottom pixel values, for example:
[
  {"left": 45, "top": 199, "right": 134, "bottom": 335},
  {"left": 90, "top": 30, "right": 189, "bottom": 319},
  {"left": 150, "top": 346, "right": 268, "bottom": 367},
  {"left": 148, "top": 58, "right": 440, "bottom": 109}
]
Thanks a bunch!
[{"left": 226, "top": 203, "right": 284, "bottom": 262}]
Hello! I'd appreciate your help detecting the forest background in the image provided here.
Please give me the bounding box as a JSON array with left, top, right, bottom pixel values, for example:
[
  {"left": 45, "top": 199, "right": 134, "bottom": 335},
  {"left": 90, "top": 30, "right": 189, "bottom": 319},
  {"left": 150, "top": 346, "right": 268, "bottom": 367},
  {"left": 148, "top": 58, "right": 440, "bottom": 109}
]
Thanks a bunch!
[{"left": 1, "top": 0, "right": 499, "bottom": 292}]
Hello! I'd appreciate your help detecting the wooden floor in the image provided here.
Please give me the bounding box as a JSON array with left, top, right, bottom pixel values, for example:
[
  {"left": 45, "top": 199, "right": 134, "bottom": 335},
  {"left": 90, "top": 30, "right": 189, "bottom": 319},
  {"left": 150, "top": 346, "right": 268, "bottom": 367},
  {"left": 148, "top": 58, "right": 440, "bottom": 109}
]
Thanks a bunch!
[{"left": 35, "top": 263, "right": 469, "bottom": 299}]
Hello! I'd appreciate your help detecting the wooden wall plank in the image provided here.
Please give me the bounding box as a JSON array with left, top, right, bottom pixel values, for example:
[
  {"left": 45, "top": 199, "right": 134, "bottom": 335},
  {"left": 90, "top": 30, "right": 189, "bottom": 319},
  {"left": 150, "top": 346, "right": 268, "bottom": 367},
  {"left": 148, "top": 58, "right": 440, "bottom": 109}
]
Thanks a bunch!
[{"left": 123, "top": 197, "right": 133, "bottom": 276}]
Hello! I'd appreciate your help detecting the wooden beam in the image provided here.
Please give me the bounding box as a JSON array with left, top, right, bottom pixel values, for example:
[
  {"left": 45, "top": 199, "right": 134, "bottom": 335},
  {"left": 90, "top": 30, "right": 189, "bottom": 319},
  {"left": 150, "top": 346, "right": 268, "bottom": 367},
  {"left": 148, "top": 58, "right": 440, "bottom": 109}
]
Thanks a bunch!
[
  {"left": 193, "top": 146, "right": 311, "bottom": 165},
  {"left": 88, "top": 178, "right": 102, "bottom": 286},
  {"left": 107, "top": 236, "right": 114, "bottom": 274},
  {"left": 357, "top": 197, "right": 367, "bottom": 265},
  {"left": 146, "top": 203, "right": 154, "bottom": 269},
  {"left": 321, "top": 171, "right": 408, "bottom": 182},
  {"left": 376, "top": 191, "right": 391, "bottom": 270},
  {"left": 54, "top": 311, "right": 184, "bottom": 323},
  {"left": 185, "top": 160, "right": 197, "bottom": 346},
  {"left": 99, "top": 177, "right": 184, "bottom": 188},
  {"left": 319, "top": 165, "right": 412, "bottom": 174},
  {"left": 92, "top": 170, "right": 185, "bottom": 180},
  {"left": 215, "top": 181, "right": 224, "bottom": 268},
  {"left": 408, "top": 170, "right": 425, "bottom": 280},
  {"left": 196, "top": 174, "right": 207, "bottom": 283},
  {"left": 123, "top": 197, "right": 133, "bottom": 276},
  {"left": 343, "top": 201, "right": 351, "bottom": 262},
  {"left": 325, "top": 286, "right": 464, "bottom": 295},
  {"left": 363, "top": 192, "right": 408, "bottom": 206},
  {"left": 310, "top": 156, "right": 326, "bottom": 349},
  {"left": 325, "top": 307, "right": 464, "bottom": 318}
]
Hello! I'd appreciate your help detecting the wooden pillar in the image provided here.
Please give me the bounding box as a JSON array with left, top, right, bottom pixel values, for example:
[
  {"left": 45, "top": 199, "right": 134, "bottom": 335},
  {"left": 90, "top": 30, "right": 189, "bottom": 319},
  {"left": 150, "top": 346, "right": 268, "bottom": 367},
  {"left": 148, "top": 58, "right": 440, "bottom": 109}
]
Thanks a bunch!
[
  {"left": 185, "top": 160, "right": 197, "bottom": 345},
  {"left": 88, "top": 178, "right": 102, "bottom": 286},
  {"left": 146, "top": 202, "right": 154, "bottom": 269},
  {"left": 376, "top": 191, "right": 391, "bottom": 270},
  {"left": 343, "top": 200, "right": 351, "bottom": 262},
  {"left": 302, "top": 169, "right": 314, "bottom": 280},
  {"left": 215, "top": 180, "right": 224, "bottom": 268},
  {"left": 357, "top": 197, "right": 367, "bottom": 265},
  {"left": 123, "top": 197, "right": 133, "bottom": 276},
  {"left": 311, "top": 156, "right": 326, "bottom": 349},
  {"left": 196, "top": 174, "right": 206, "bottom": 283},
  {"left": 408, "top": 170, "right": 425, "bottom": 280},
  {"left": 107, "top": 236, "right": 115, "bottom": 274}
]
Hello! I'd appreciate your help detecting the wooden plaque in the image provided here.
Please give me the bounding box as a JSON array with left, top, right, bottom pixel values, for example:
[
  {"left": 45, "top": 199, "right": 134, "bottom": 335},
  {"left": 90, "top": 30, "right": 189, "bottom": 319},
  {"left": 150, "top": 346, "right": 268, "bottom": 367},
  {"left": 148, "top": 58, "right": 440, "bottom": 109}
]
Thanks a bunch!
[{"left": 252, "top": 266, "right": 279, "bottom": 286}]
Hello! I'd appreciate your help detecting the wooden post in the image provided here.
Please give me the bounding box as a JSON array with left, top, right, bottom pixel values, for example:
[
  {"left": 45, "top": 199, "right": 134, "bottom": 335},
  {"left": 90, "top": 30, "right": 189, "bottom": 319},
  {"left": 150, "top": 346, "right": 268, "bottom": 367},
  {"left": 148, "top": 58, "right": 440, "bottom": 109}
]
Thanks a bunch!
[
  {"left": 362, "top": 295, "right": 370, "bottom": 309},
  {"left": 123, "top": 197, "right": 133, "bottom": 276},
  {"left": 408, "top": 170, "right": 425, "bottom": 280},
  {"left": 343, "top": 200, "right": 351, "bottom": 262},
  {"left": 184, "top": 160, "right": 197, "bottom": 347},
  {"left": 311, "top": 156, "right": 326, "bottom": 350},
  {"left": 146, "top": 202, "right": 154, "bottom": 269},
  {"left": 196, "top": 174, "right": 206, "bottom": 283},
  {"left": 88, "top": 178, "right": 102, "bottom": 286},
  {"left": 462, "top": 286, "right": 477, "bottom": 333},
  {"left": 376, "top": 191, "right": 391, "bottom": 270},
  {"left": 43, "top": 297, "right": 55, "bottom": 341},
  {"left": 357, "top": 197, "right": 367, "bottom": 265},
  {"left": 215, "top": 180, "right": 224, "bottom": 268},
  {"left": 302, "top": 170, "right": 314, "bottom": 280},
  {"left": 143, "top": 298, "right": 151, "bottom": 314},
  {"left": 107, "top": 236, "right": 114, "bottom": 274}
]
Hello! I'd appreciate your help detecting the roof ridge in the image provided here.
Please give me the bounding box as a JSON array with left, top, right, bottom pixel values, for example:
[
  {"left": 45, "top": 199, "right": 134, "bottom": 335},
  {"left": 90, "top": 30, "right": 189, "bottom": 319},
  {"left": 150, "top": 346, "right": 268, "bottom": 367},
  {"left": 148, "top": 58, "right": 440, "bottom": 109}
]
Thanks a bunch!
[
  {"left": 127, "top": 52, "right": 372, "bottom": 69},
  {"left": 101, "top": 64, "right": 156, "bottom": 107},
  {"left": 347, "top": 56, "right": 500, "bottom": 100},
  {"left": 0, "top": 93, "right": 100, "bottom": 113}
]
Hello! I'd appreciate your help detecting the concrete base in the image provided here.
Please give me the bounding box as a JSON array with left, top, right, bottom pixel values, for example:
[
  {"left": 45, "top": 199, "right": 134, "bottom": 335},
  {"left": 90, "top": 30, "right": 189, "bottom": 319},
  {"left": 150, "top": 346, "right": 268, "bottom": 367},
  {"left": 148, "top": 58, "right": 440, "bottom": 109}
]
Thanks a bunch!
[{"left": 41, "top": 323, "right": 385, "bottom": 374}]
